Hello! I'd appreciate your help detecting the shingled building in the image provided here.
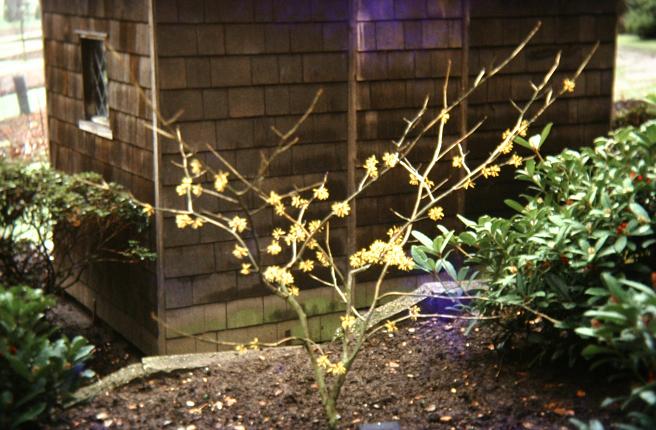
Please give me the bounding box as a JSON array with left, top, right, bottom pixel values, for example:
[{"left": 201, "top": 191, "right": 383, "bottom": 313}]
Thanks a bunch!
[{"left": 42, "top": 0, "right": 619, "bottom": 354}]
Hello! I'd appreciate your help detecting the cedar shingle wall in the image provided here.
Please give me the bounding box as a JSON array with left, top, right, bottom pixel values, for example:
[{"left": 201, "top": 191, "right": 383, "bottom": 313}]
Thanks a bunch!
[
  {"left": 465, "top": 0, "right": 617, "bottom": 216},
  {"left": 155, "top": 0, "right": 352, "bottom": 352},
  {"left": 43, "top": 0, "right": 159, "bottom": 354},
  {"left": 355, "top": 0, "right": 464, "bottom": 266}
]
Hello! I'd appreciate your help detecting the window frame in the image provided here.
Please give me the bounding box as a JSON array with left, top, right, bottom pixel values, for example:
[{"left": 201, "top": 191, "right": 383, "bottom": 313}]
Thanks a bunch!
[{"left": 76, "top": 30, "right": 112, "bottom": 140}]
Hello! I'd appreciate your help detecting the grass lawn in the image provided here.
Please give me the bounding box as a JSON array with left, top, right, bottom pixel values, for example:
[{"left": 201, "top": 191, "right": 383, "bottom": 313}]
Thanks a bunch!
[{"left": 615, "top": 34, "right": 656, "bottom": 100}]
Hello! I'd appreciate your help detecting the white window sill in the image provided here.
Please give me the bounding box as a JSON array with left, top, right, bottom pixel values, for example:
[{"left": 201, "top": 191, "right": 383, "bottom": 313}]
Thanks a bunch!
[{"left": 79, "top": 120, "right": 113, "bottom": 140}]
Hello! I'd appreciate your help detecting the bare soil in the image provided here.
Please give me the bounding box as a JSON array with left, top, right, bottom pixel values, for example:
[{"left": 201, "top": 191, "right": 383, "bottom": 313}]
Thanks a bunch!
[{"left": 48, "top": 318, "right": 623, "bottom": 430}]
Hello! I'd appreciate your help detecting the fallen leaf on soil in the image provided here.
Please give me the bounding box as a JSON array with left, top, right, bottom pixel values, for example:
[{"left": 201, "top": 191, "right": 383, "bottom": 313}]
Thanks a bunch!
[
  {"left": 186, "top": 401, "right": 195, "bottom": 407},
  {"left": 387, "top": 361, "right": 400, "bottom": 368},
  {"left": 213, "top": 401, "right": 223, "bottom": 411},
  {"left": 440, "top": 415, "right": 452, "bottom": 422},
  {"left": 258, "top": 400, "right": 267, "bottom": 407},
  {"left": 424, "top": 404, "right": 436, "bottom": 412},
  {"left": 224, "top": 396, "right": 237, "bottom": 407},
  {"left": 487, "top": 344, "right": 495, "bottom": 351},
  {"left": 522, "top": 421, "right": 535, "bottom": 429},
  {"left": 127, "top": 403, "right": 137, "bottom": 410},
  {"left": 576, "top": 390, "right": 586, "bottom": 398},
  {"left": 552, "top": 407, "right": 575, "bottom": 416},
  {"left": 274, "top": 388, "right": 283, "bottom": 396},
  {"left": 95, "top": 412, "right": 109, "bottom": 420}
]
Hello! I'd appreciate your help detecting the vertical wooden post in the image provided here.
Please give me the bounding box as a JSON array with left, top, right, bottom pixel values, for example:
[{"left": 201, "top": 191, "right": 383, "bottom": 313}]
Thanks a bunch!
[
  {"left": 347, "top": 0, "right": 359, "bottom": 258},
  {"left": 13, "top": 75, "right": 31, "bottom": 115},
  {"left": 456, "top": 0, "right": 470, "bottom": 218}
]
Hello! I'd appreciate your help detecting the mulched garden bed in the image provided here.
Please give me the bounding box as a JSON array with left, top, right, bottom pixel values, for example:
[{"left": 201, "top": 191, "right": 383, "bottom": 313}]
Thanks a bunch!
[{"left": 49, "top": 318, "right": 624, "bottom": 429}]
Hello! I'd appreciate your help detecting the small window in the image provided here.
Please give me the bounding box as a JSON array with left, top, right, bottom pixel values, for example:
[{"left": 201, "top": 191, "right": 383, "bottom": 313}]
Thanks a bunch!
[{"left": 77, "top": 31, "right": 112, "bottom": 139}]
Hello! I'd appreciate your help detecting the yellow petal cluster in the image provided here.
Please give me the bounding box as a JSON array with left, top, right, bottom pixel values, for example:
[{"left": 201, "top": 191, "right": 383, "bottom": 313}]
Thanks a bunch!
[
  {"left": 266, "top": 191, "right": 282, "bottom": 206},
  {"left": 409, "top": 305, "right": 421, "bottom": 321},
  {"left": 229, "top": 216, "right": 247, "bottom": 233},
  {"left": 499, "top": 140, "right": 513, "bottom": 155},
  {"left": 383, "top": 152, "right": 399, "bottom": 168},
  {"left": 452, "top": 156, "right": 463, "bottom": 168},
  {"left": 428, "top": 206, "right": 445, "bottom": 221},
  {"left": 313, "top": 185, "right": 329, "bottom": 201},
  {"left": 316, "top": 250, "right": 330, "bottom": 267},
  {"left": 482, "top": 164, "right": 501, "bottom": 179},
  {"left": 263, "top": 265, "right": 295, "bottom": 287},
  {"left": 331, "top": 201, "right": 351, "bottom": 218},
  {"left": 272, "top": 227, "right": 285, "bottom": 240},
  {"left": 298, "top": 259, "right": 315, "bottom": 273},
  {"left": 364, "top": 155, "right": 379, "bottom": 179},
  {"left": 176, "top": 213, "right": 194, "bottom": 229},
  {"left": 291, "top": 195, "right": 309, "bottom": 209},
  {"left": 176, "top": 177, "right": 193, "bottom": 196},
  {"left": 462, "top": 179, "right": 476, "bottom": 190},
  {"left": 240, "top": 263, "right": 252, "bottom": 275},
  {"left": 409, "top": 173, "right": 434, "bottom": 189},
  {"left": 232, "top": 244, "right": 249, "bottom": 259},
  {"left": 328, "top": 361, "right": 346, "bottom": 375},
  {"left": 518, "top": 120, "right": 529, "bottom": 137},
  {"left": 563, "top": 78, "right": 576, "bottom": 93},
  {"left": 509, "top": 153, "right": 523, "bottom": 168},
  {"left": 349, "top": 240, "right": 414, "bottom": 271},
  {"left": 142, "top": 204, "right": 155, "bottom": 217},
  {"left": 190, "top": 159, "right": 203, "bottom": 175},
  {"left": 341, "top": 314, "right": 356, "bottom": 331},
  {"left": 316, "top": 355, "right": 331, "bottom": 369},
  {"left": 191, "top": 184, "right": 203, "bottom": 197},
  {"left": 267, "top": 240, "right": 282, "bottom": 255},
  {"left": 287, "top": 286, "right": 300, "bottom": 297},
  {"left": 308, "top": 220, "right": 322, "bottom": 233},
  {"left": 384, "top": 320, "right": 398, "bottom": 333},
  {"left": 214, "top": 171, "right": 229, "bottom": 193},
  {"left": 285, "top": 223, "right": 307, "bottom": 245}
]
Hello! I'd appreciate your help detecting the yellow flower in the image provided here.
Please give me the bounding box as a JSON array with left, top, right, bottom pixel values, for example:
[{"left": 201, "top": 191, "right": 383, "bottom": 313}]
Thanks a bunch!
[
  {"left": 384, "top": 320, "right": 398, "bottom": 333},
  {"left": 313, "top": 185, "right": 329, "bottom": 201},
  {"left": 142, "top": 204, "right": 154, "bottom": 217},
  {"left": 499, "top": 140, "right": 513, "bottom": 155},
  {"left": 563, "top": 78, "right": 576, "bottom": 93},
  {"left": 440, "top": 111, "right": 450, "bottom": 123},
  {"left": 364, "top": 155, "right": 379, "bottom": 179},
  {"left": 409, "top": 173, "right": 434, "bottom": 188},
  {"left": 274, "top": 203, "right": 286, "bottom": 216},
  {"left": 316, "top": 355, "right": 331, "bottom": 369},
  {"left": 462, "top": 179, "right": 475, "bottom": 190},
  {"left": 291, "top": 195, "right": 309, "bottom": 209},
  {"left": 316, "top": 250, "right": 330, "bottom": 267},
  {"left": 240, "top": 263, "right": 252, "bottom": 275},
  {"left": 267, "top": 240, "right": 282, "bottom": 255},
  {"left": 482, "top": 164, "right": 501, "bottom": 179},
  {"left": 249, "top": 337, "right": 259, "bottom": 350},
  {"left": 191, "top": 184, "right": 203, "bottom": 197},
  {"left": 272, "top": 227, "right": 285, "bottom": 240},
  {"left": 452, "top": 156, "right": 463, "bottom": 168},
  {"left": 214, "top": 171, "right": 229, "bottom": 192},
  {"left": 329, "top": 361, "right": 346, "bottom": 375},
  {"left": 509, "top": 153, "right": 523, "bottom": 168},
  {"left": 285, "top": 223, "right": 307, "bottom": 244},
  {"left": 308, "top": 220, "right": 322, "bottom": 233},
  {"left": 266, "top": 191, "right": 282, "bottom": 206},
  {"left": 263, "top": 265, "right": 295, "bottom": 287},
  {"left": 341, "top": 314, "right": 356, "bottom": 330},
  {"left": 519, "top": 120, "right": 529, "bottom": 137},
  {"left": 298, "top": 259, "right": 315, "bottom": 273},
  {"left": 307, "top": 239, "right": 319, "bottom": 250},
  {"left": 428, "top": 206, "right": 444, "bottom": 222},
  {"left": 176, "top": 177, "right": 193, "bottom": 196},
  {"left": 382, "top": 152, "right": 399, "bottom": 168},
  {"left": 288, "top": 286, "right": 300, "bottom": 297},
  {"left": 175, "top": 213, "right": 193, "bottom": 229},
  {"left": 502, "top": 129, "right": 513, "bottom": 141},
  {"left": 235, "top": 344, "right": 247, "bottom": 354},
  {"left": 331, "top": 201, "right": 350, "bottom": 218},
  {"left": 190, "top": 159, "right": 203, "bottom": 175},
  {"left": 409, "top": 305, "right": 421, "bottom": 321},
  {"left": 191, "top": 217, "right": 204, "bottom": 229},
  {"left": 233, "top": 244, "right": 249, "bottom": 259},
  {"left": 229, "top": 216, "right": 247, "bottom": 233}
]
